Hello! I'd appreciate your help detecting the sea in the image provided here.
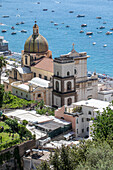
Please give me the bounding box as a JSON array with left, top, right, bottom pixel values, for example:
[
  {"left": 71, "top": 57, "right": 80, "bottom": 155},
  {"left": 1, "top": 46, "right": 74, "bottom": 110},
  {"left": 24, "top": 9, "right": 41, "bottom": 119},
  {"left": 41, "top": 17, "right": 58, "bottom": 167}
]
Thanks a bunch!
[{"left": 0, "top": 0, "right": 113, "bottom": 76}]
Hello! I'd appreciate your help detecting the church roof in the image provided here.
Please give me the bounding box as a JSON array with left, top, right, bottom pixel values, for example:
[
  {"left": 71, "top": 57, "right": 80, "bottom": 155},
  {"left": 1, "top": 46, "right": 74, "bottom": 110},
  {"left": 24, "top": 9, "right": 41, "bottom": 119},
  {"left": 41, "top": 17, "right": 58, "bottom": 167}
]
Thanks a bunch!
[
  {"left": 33, "top": 57, "right": 53, "bottom": 73},
  {"left": 29, "top": 77, "right": 50, "bottom": 88},
  {"left": 16, "top": 67, "right": 31, "bottom": 74}
]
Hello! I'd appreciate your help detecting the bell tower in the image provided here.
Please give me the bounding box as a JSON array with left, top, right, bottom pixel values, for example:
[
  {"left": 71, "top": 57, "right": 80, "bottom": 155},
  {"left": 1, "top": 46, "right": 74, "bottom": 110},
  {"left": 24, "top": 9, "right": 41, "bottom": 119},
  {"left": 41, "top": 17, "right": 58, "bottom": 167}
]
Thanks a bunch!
[
  {"left": 52, "top": 54, "right": 77, "bottom": 107},
  {"left": 33, "top": 20, "right": 39, "bottom": 36}
]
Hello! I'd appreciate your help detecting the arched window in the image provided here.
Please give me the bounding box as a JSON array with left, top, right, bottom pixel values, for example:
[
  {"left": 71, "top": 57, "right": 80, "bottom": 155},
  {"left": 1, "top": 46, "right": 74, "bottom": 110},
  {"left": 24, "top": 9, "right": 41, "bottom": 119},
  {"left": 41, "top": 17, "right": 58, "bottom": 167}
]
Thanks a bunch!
[
  {"left": 25, "top": 56, "right": 27, "bottom": 65},
  {"left": 74, "top": 69, "right": 77, "bottom": 74},
  {"left": 67, "top": 71, "right": 70, "bottom": 76},
  {"left": 67, "top": 81, "right": 71, "bottom": 91},
  {"left": 56, "top": 81, "right": 59, "bottom": 91},
  {"left": 67, "top": 98, "right": 72, "bottom": 106},
  {"left": 57, "top": 71, "right": 59, "bottom": 76}
]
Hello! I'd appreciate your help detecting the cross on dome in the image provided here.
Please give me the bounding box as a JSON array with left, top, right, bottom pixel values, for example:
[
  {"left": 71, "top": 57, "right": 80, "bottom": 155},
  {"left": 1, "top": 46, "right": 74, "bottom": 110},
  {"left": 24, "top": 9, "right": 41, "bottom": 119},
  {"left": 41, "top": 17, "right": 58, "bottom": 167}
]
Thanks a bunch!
[{"left": 72, "top": 43, "right": 75, "bottom": 50}]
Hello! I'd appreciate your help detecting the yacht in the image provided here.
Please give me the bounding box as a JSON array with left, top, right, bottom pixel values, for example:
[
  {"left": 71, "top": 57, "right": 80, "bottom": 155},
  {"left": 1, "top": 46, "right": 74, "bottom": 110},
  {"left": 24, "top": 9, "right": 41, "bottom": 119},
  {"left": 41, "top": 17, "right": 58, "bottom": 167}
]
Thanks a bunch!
[
  {"left": 106, "top": 31, "right": 112, "bottom": 35},
  {"left": 96, "top": 16, "right": 101, "bottom": 19},
  {"left": 110, "top": 28, "right": 113, "bottom": 30},
  {"left": 11, "top": 32, "right": 16, "bottom": 35},
  {"left": 54, "top": 23, "right": 58, "bottom": 26},
  {"left": 80, "top": 30, "right": 84, "bottom": 33},
  {"left": 1, "top": 30, "right": 7, "bottom": 33},
  {"left": 21, "top": 30, "right": 27, "bottom": 33},
  {"left": 11, "top": 26, "right": 15, "bottom": 30},
  {"left": 86, "top": 32, "right": 93, "bottom": 35},
  {"left": 77, "top": 14, "right": 85, "bottom": 17},
  {"left": 81, "top": 24, "right": 87, "bottom": 27},
  {"left": 2, "top": 15, "right": 9, "bottom": 18},
  {"left": 99, "top": 26, "right": 105, "bottom": 29},
  {"left": 93, "top": 42, "right": 96, "bottom": 45},
  {"left": 103, "top": 44, "right": 107, "bottom": 47}
]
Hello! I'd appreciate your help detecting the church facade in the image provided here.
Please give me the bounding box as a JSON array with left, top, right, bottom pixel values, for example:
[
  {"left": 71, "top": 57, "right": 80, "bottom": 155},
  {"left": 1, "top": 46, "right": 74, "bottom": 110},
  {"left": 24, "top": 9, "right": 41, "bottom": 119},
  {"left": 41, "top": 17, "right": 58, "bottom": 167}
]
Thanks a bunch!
[{"left": 4, "top": 22, "right": 98, "bottom": 107}]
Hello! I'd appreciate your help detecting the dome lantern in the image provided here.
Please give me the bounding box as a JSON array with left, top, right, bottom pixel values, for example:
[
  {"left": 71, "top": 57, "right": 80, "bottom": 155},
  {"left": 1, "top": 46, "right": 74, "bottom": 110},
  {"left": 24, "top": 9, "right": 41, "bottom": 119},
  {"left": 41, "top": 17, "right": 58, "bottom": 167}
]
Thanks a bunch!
[{"left": 33, "top": 20, "right": 39, "bottom": 36}]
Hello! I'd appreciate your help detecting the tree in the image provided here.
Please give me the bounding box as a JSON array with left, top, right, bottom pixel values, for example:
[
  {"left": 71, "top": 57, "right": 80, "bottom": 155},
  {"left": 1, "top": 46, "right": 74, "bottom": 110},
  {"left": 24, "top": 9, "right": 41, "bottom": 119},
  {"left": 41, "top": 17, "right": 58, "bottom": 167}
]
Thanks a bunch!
[
  {"left": 37, "top": 100, "right": 44, "bottom": 109},
  {"left": 92, "top": 107, "right": 113, "bottom": 141},
  {"left": 37, "top": 161, "right": 50, "bottom": 170},
  {"left": 0, "top": 84, "right": 4, "bottom": 107},
  {"left": 0, "top": 56, "right": 7, "bottom": 84},
  {"left": 5, "top": 118, "right": 18, "bottom": 133}
]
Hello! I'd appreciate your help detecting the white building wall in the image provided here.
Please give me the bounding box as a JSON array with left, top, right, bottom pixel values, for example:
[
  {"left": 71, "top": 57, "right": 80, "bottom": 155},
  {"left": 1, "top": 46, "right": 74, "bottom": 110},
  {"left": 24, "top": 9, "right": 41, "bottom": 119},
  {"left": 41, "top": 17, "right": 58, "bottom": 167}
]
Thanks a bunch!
[
  {"left": 12, "top": 87, "right": 31, "bottom": 100},
  {"left": 75, "top": 59, "right": 87, "bottom": 80}
]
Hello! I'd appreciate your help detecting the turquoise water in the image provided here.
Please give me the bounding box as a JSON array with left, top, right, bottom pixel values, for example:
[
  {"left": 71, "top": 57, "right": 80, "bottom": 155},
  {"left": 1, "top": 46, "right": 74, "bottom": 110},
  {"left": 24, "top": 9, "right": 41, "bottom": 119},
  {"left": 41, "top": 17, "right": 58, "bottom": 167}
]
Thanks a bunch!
[{"left": 0, "top": 0, "right": 113, "bottom": 76}]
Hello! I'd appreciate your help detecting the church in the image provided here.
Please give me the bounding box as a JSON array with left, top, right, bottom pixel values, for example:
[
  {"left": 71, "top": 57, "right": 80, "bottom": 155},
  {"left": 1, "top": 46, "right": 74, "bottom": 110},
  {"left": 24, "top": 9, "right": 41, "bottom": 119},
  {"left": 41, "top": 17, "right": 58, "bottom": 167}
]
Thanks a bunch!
[{"left": 4, "top": 21, "right": 98, "bottom": 107}]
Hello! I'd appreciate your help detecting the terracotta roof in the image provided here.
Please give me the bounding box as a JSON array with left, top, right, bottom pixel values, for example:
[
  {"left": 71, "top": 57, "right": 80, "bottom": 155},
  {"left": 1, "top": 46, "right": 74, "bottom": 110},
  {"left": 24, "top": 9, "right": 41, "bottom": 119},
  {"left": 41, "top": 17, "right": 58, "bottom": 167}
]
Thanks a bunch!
[{"left": 33, "top": 57, "right": 53, "bottom": 73}]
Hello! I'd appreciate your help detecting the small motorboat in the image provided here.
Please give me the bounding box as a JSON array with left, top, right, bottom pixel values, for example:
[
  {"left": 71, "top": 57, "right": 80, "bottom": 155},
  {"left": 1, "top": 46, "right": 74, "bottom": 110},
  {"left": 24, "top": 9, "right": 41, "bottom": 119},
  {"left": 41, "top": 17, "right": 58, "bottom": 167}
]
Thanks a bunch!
[
  {"left": 77, "top": 14, "right": 85, "bottom": 17},
  {"left": 99, "top": 26, "right": 105, "bottom": 29},
  {"left": 16, "top": 22, "right": 20, "bottom": 25},
  {"left": 89, "top": 36, "right": 91, "bottom": 38},
  {"left": 81, "top": 24, "right": 87, "bottom": 27},
  {"left": 37, "top": 2, "right": 40, "bottom": 4},
  {"left": 11, "top": 32, "right": 16, "bottom": 35},
  {"left": 43, "top": 9, "right": 48, "bottom": 11},
  {"left": 21, "top": 29, "right": 27, "bottom": 33},
  {"left": 54, "top": 23, "right": 58, "bottom": 26},
  {"left": 106, "top": 31, "right": 112, "bottom": 35},
  {"left": 69, "top": 11, "right": 74, "bottom": 13},
  {"left": 66, "top": 25, "right": 70, "bottom": 28},
  {"left": 96, "top": 16, "right": 101, "bottom": 19},
  {"left": 103, "top": 22, "right": 106, "bottom": 24},
  {"left": 50, "top": 21, "right": 54, "bottom": 23},
  {"left": 51, "top": 10, "right": 55, "bottom": 12},
  {"left": 80, "top": 30, "right": 84, "bottom": 33},
  {"left": 2, "top": 15, "right": 9, "bottom": 18},
  {"left": 86, "top": 32, "right": 93, "bottom": 35},
  {"left": 11, "top": 26, "right": 15, "bottom": 30},
  {"left": 97, "top": 31, "right": 102, "bottom": 33},
  {"left": 103, "top": 44, "right": 107, "bottom": 47},
  {"left": 110, "top": 28, "right": 113, "bottom": 30},
  {"left": 1, "top": 30, "right": 7, "bottom": 33},
  {"left": 20, "top": 21, "right": 24, "bottom": 24},
  {"left": 93, "top": 42, "right": 96, "bottom": 45}
]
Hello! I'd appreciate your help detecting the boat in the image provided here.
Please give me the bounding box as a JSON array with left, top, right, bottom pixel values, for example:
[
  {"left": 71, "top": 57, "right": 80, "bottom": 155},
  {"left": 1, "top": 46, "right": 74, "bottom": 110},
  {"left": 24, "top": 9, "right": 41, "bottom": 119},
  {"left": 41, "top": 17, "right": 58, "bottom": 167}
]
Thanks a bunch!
[
  {"left": 103, "top": 44, "right": 107, "bottom": 47},
  {"left": 97, "top": 31, "right": 102, "bottom": 33},
  {"left": 43, "top": 9, "right": 48, "bottom": 11},
  {"left": 96, "top": 16, "right": 101, "bottom": 19},
  {"left": 2, "top": 15, "right": 9, "bottom": 18},
  {"left": 81, "top": 24, "right": 87, "bottom": 27},
  {"left": 106, "top": 31, "right": 112, "bottom": 35},
  {"left": 86, "top": 32, "right": 93, "bottom": 35},
  {"left": 51, "top": 10, "right": 55, "bottom": 12},
  {"left": 21, "top": 30, "right": 27, "bottom": 33},
  {"left": 103, "top": 22, "right": 106, "bottom": 24},
  {"left": 1, "top": 30, "right": 7, "bottom": 33},
  {"left": 110, "top": 28, "right": 113, "bottom": 30},
  {"left": 11, "top": 26, "right": 15, "bottom": 30},
  {"left": 69, "top": 11, "right": 74, "bottom": 13},
  {"left": 37, "top": 2, "right": 40, "bottom": 4},
  {"left": 99, "top": 26, "right": 105, "bottom": 29},
  {"left": 50, "top": 21, "right": 54, "bottom": 23},
  {"left": 16, "top": 22, "right": 20, "bottom": 25},
  {"left": 11, "top": 32, "right": 16, "bottom": 35},
  {"left": 93, "top": 42, "right": 96, "bottom": 45},
  {"left": 89, "top": 36, "right": 91, "bottom": 38},
  {"left": 54, "top": 23, "right": 58, "bottom": 26},
  {"left": 80, "top": 30, "right": 84, "bottom": 33},
  {"left": 20, "top": 21, "right": 24, "bottom": 24},
  {"left": 66, "top": 25, "right": 70, "bottom": 28},
  {"left": 77, "top": 14, "right": 85, "bottom": 17}
]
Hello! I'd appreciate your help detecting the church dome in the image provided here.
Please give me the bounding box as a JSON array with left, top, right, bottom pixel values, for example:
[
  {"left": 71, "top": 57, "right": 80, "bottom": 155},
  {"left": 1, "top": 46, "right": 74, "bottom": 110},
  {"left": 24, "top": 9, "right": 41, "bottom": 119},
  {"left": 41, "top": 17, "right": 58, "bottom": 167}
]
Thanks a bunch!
[{"left": 24, "top": 22, "right": 48, "bottom": 53}]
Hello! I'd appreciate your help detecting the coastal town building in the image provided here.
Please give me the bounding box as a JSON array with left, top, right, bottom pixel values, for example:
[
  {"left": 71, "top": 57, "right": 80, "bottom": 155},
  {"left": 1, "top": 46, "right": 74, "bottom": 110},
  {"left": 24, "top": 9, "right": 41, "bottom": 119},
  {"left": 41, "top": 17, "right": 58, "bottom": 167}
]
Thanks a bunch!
[
  {"left": 0, "top": 36, "right": 9, "bottom": 55},
  {"left": 52, "top": 45, "right": 98, "bottom": 107},
  {"left": 55, "top": 99, "right": 113, "bottom": 137},
  {"left": 4, "top": 22, "right": 98, "bottom": 107}
]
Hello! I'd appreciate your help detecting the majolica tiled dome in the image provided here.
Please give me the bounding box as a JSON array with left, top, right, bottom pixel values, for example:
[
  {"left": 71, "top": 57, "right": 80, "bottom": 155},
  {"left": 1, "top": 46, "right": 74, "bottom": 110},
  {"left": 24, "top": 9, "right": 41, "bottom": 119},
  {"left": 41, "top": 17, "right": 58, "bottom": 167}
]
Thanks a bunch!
[{"left": 24, "top": 22, "right": 48, "bottom": 53}]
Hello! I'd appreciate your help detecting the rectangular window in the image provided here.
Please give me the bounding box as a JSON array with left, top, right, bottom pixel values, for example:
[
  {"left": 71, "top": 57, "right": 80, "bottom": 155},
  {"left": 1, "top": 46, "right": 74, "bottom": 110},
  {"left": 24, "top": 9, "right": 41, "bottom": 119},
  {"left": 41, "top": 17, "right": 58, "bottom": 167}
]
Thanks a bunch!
[
  {"left": 88, "top": 82, "right": 92, "bottom": 87},
  {"left": 82, "top": 118, "right": 84, "bottom": 122},
  {"left": 76, "top": 84, "right": 79, "bottom": 88},
  {"left": 87, "top": 127, "right": 89, "bottom": 132},
  {"left": 82, "top": 129, "right": 84, "bottom": 133},
  {"left": 39, "top": 74, "right": 42, "bottom": 78},
  {"left": 44, "top": 76, "right": 47, "bottom": 80},
  {"left": 77, "top": 129, "right": 78, "bottom": 134},
  {"left": 34, "top": 73, "right": 36, "bottom": 77},
  {"left": 38, "top": 94, "right": 41, "bottom": 97}
]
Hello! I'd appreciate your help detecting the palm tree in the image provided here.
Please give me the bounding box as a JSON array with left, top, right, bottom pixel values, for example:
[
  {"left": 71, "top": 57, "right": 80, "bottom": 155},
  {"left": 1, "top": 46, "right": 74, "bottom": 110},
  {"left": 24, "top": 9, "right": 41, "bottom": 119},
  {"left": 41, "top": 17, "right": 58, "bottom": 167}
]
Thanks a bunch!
[{"left": 0, "top": 56, "right": 7, "bottom": 84}]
